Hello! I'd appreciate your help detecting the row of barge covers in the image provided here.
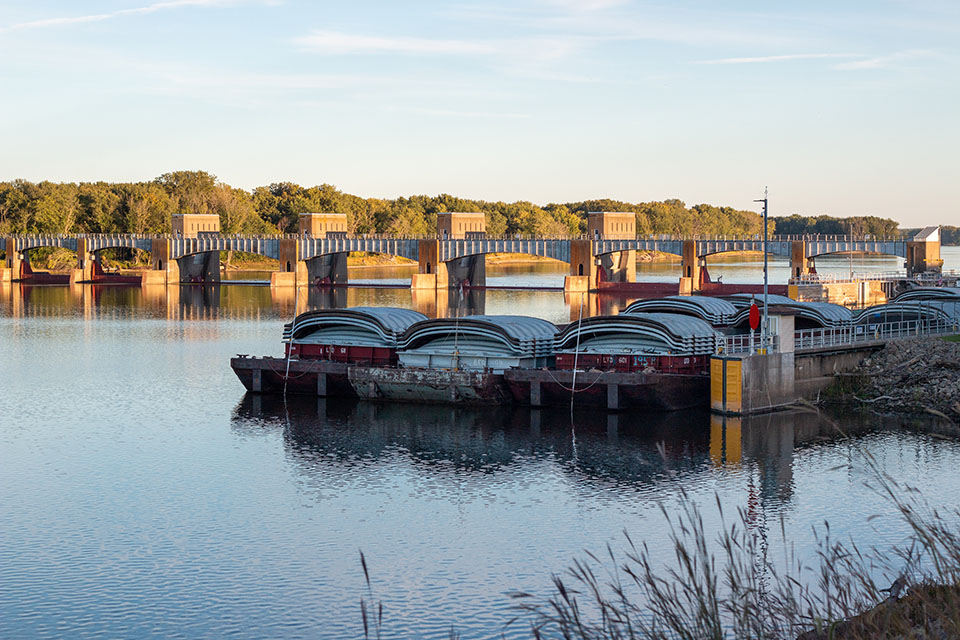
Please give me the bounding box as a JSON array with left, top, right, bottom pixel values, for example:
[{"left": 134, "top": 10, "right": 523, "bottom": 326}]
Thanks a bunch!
[
  {"left": 623, "top": 294, "right": 855, "bottom": 329},
  {"left": 282, "top": 288, "right": 960, "bottom": 373}
]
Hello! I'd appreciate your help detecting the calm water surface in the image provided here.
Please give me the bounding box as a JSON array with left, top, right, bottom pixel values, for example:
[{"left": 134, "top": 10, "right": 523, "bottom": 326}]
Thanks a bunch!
[{"left": 3, "top": 268, "right": 960, "bottom": 639}]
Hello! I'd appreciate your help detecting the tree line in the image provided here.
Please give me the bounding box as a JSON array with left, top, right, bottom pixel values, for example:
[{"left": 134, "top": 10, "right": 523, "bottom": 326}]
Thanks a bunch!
[{"left": 0, "top": 170, "right": 912, "bottom": 240}]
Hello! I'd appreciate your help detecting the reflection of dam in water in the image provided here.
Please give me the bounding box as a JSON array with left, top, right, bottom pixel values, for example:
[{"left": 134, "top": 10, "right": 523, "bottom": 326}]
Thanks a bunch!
[
  {"left": 0, "top": 280, "right": 635, "bottom": 323},
  {"left": 232, "top": 395, "right": 919, "bottom": 510}
]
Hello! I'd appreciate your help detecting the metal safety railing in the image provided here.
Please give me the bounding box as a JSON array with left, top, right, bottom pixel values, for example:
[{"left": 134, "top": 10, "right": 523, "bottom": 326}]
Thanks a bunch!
[
  {"left": 717, "top": 333, "right": 779, "bottom": 355},
  {"left": 719, "top": 318, "right": 960, "bottom": 355},
  {"left": 795, "top": 319, "right": 960, "bottom": 350},
  {"left": 790, "top": 272, "right": 907, "bottom": 285}
]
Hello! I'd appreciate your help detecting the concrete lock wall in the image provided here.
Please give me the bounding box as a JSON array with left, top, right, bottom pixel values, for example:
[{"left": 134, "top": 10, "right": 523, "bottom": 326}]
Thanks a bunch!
[
  {"left": 414, "top": 239, "right": 449, "bottom": 290},
  {"left": 142, "top": 238, "right": 178, "bottom": 285},
  {"left": 564, "top": 239, "right": 596, "bottom": 292},
  {"left": 789, "top": 281, "right": 887, "bottom": 306},
  {"left": 712, "top": 315, "right": 796, "bottom": 415},
  {"left": 271, "top": 238, "right": 308, "bottom": 287},
  {"left": 794, "top": 347, "right": 880, "bottom": 397},
  {"left": 5, "top": 238, "right": 21, "bottom": 278},
  {"left": 711, "top": 352, "right": 797, "bottom": 415},
  {"left": 712, "top": 346, "right": 884, "bottom": 415},
  {"left": 906, "top": 240, "right": 942, "bottom": 275},
  {"left": 680, "top": 240, "right": 700, "bottom": 292},
  {"left": 790, "top": 241, "right": 808, "bottom": 279}
]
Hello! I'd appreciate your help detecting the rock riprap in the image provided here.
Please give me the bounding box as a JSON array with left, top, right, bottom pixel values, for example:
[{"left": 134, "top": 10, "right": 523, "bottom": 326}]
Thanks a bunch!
[{"left": 847, "top": 337, "right": 960, "bottom": 419}]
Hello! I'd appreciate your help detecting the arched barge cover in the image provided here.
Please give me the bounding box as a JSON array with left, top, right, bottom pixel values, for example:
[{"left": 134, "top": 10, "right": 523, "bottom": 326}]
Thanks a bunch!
[
  {"left": 854, "top": 300, "right": 960, "bottom": 325},
  {"left": 399, "top": 315, "right": 558, "bottom": 356},
  {"left": 891, "top": 287, "right": 960, "bottom": 302},
  {"left": 397, "top": 315, "right": 559, "bottom": 372},
  {"left": 555, "top": 313, "right": 722, "bottom": 355},
  {"left": 725, "top": 294, "right": 853, "bottom": 328},
  {"left": 623, "top": 296, "right": 739, "bottom": 326},
  {"left": 283, "top": 307, "right": 428, "bottom": 347}
]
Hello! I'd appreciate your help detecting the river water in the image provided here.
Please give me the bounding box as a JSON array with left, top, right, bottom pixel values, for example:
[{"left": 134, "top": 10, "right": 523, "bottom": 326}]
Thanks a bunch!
[{"left": 3, "top": 255, "right": 960, "bottom": 639}]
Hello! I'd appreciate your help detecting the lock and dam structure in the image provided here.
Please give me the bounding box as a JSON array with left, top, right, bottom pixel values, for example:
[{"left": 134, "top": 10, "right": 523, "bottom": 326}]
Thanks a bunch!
[{"left": 2, "top": 212, "right": 944, "bottom": 302}]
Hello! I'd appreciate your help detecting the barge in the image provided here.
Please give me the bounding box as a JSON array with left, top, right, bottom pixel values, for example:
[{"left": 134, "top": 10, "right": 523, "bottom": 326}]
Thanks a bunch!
[{"left": 231, "top": 306, "right": 721, "bottom": 410}]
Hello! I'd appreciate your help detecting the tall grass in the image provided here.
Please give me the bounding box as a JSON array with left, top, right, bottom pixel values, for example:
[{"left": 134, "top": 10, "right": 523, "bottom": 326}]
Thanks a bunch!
[
  {"left": 355, "top": 419, "right": 960, "bottom": 639},
  {"left": 511, "top": 436, "right": 960, "bottom": 639}
]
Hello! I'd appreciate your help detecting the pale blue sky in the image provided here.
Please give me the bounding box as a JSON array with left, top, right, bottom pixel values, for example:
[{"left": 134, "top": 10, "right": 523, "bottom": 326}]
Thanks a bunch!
[{"left": 0, "top": 0, "right": 957, "bottom": 224}]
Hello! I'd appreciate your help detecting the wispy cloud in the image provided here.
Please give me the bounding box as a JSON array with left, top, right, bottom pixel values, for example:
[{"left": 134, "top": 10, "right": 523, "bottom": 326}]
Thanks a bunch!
[
  {"left": 538, "top": 0, "right": 629, "bottom": 10},
  {"left": 293, "top": 29, "right": 586, "bottom": 63},
  {"left": 293, "top": 30, "right": 497, "bottom": 55},
  {"left": 0, "top": 0, "right": 265, "bottom": 33},
  {"left": 833, "top": 49, "right": 936, "bottom": 70},
  {"left": 387, "top": 106, "right": 531, "bottom": 119},
  {"left": 695, "top": 53, "right": 860, "bottom": 65}
]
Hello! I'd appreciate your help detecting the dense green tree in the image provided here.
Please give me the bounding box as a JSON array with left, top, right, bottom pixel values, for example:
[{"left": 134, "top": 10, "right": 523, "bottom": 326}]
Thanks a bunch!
[
  {"left": 773, "top": 214, "right": 899, "bottom": 237},
  {"left": 30, "top": 182, "right": 79, "bottom": 233},
  {"left": 1, "top": 172, "right": 937, "bottom": 244},
  {"left": 155, "top": 170, "right": 218, "bottom": 214},
  {"left": 77, "top": 183, "right": 123, "bottom": 233},
  {"left": 115, "top": 183, "right": 173, "bottom": 234},
  {"left": 0, "top": 181, "right": 31, "bottom": 233}
]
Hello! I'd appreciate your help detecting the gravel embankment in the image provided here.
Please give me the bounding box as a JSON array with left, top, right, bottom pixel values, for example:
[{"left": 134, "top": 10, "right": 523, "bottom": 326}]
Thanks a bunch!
[{"left": 845, "top": 337, "right": 960, "bottom": 419}]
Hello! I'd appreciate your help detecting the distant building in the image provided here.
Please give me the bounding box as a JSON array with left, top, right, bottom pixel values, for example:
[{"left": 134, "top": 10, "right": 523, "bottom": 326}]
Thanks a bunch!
[
  {"left": 437, "top": 212, "right": 486, "bottom": 239},
  {"left": 913, "top": 226, "right": 940, "bottom": 242},
  {"left": 588, "top": 212, "right": 635, "bottom": 239},
  {"left": 299, "top": 213, "right": 349, "bottom": 237},
  {"left": 172, "top": 213, "right": 220, "bottom": 237}
]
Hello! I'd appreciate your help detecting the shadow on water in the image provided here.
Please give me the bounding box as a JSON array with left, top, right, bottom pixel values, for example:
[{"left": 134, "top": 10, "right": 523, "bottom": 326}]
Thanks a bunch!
[
  {"left": 230, "top": 395, "right": 951, "bottom": 510},
  {"left": 233, "top": 394, "right": 714, "bottom": 485}
]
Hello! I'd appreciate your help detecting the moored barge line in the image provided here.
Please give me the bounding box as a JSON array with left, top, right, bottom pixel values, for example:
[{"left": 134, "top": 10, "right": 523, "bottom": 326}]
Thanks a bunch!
[
  {"left": 230, "top": 356, "right": 708, "bottom": 410},
  {"left": 231, "top": 305, "right": 724, "bottom": 410}
]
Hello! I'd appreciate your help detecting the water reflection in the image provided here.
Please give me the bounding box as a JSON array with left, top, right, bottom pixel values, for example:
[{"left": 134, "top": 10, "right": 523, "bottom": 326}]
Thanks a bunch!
[
  {"left": 232, "top": 396, "right": 940, "bottom": 515},
  {"left": 233, "top": 395, "right": 717, "bottom": 486},
  {"left": 0, "top": 282, "right": 637, "bottom": 324}
]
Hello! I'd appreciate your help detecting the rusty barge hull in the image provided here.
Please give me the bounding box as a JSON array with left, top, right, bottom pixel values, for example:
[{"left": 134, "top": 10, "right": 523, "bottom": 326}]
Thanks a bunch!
[
  {"left": 348, "top": 367, "right": 511, "bottom": 404},
  {"left": 231, "top": 356, "right": 709, "bottom": 410},
  {"left": 504, "top": 368, "right": 709, "bottom": 410},
  {"left": 231, "top": 358, "right": 357, "bottom": 397}
]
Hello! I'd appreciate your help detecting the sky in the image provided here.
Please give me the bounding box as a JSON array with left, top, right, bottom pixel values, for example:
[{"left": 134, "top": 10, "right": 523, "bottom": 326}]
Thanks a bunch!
[{"left": 0, "top": 0, "right": 957, "bottom": 224}]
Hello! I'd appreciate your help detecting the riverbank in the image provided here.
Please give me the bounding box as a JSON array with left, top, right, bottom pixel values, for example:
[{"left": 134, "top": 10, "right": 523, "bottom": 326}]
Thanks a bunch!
[
  {"left": 829, "top": 336, "right": 960, "bottom": 422},
  {"left": 797, "top": 583, "right": 960, "bottom": 639}
]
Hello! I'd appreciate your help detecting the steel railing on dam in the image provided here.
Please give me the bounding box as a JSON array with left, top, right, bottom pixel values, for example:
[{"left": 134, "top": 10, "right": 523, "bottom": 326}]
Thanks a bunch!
[
  {"left": 2, "top": 232, "right": 915, "bottom": 261},
  {"left": 719, "top": 319, "right": 960, "bottom": 355},
  {"left": 794, "top": 319, "right": 960, "bottom": 351}
]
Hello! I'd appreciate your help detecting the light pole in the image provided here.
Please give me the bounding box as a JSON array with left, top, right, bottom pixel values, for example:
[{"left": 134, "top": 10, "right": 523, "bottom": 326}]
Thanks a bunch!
[{"left": 754, "top": 188, "right": 769, "bottom": 351}]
